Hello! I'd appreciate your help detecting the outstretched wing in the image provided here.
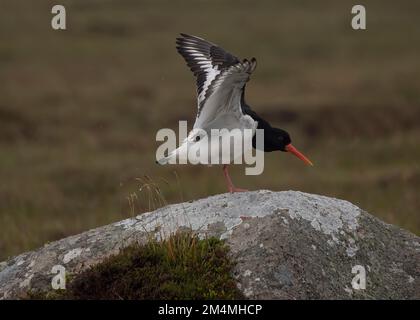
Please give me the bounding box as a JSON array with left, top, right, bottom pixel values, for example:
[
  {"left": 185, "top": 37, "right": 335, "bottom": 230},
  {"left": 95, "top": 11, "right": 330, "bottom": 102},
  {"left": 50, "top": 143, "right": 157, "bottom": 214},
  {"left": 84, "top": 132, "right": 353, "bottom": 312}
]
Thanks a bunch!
[{"left": 176, "top": 34, "right": 257, "bottom": 128}]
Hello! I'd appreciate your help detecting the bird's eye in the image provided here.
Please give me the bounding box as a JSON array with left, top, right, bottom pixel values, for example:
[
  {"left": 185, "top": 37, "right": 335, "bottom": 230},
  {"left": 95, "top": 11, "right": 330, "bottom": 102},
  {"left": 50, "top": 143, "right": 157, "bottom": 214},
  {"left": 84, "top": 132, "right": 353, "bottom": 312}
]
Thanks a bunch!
[{"left": 195, "top": 136, "right": 201, "bottom": 142}]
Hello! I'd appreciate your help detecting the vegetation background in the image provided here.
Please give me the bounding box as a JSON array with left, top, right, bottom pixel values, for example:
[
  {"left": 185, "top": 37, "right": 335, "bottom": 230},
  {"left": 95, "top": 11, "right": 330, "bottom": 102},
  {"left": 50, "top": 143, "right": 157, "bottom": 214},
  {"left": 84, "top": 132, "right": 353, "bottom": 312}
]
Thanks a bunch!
[{"left": 1, "top": 0, "right": 419, "bottom": 260}]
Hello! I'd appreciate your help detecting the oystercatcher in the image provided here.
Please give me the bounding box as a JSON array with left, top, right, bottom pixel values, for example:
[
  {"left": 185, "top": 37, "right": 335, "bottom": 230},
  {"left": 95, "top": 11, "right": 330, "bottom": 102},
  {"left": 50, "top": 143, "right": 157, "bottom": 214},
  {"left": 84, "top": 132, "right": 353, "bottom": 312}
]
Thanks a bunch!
[{"left": 157, "top": 34, "right": 313, "bottom": 193}]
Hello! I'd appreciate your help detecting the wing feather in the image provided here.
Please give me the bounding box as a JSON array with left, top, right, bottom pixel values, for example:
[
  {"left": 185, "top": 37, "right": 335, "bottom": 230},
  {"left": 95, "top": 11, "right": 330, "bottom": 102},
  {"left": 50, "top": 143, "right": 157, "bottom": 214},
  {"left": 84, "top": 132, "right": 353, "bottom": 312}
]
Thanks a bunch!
[
  {"left": 176, "top": 34, "right": 257, "bottom": 128},
  {"left": 194, "top": 58, "right": 257, "bottom": 128}
]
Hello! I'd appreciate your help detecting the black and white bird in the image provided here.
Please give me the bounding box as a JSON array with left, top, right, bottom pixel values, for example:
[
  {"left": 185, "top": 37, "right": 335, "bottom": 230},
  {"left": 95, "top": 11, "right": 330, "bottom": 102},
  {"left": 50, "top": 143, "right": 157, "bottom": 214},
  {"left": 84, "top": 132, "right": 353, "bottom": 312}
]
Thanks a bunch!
[{"left": 157, "top": 34, "right": 313, "bottom": 193}]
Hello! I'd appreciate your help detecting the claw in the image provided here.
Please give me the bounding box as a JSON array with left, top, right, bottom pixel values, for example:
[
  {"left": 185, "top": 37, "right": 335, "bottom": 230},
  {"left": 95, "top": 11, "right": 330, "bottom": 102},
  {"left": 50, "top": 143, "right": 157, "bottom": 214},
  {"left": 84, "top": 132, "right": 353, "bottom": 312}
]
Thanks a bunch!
[{"left": 229, "top": 187, "right": 248, "bottom": 193}]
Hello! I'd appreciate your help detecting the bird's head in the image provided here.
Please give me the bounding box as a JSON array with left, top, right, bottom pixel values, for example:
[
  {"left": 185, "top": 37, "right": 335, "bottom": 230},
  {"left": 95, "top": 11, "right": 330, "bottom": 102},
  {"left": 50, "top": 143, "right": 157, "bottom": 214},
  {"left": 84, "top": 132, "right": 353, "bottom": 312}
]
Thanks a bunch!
[{"left": 266, "top": 128, "right": 313, "bottom": 166}]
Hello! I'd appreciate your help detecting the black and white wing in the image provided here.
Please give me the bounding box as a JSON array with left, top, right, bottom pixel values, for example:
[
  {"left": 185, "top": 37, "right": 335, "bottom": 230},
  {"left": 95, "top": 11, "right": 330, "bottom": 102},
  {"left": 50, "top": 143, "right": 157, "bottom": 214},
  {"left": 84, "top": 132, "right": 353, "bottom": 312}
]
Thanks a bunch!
[{"left": 176, "top": 34, "right": 257, "bottom": 129}]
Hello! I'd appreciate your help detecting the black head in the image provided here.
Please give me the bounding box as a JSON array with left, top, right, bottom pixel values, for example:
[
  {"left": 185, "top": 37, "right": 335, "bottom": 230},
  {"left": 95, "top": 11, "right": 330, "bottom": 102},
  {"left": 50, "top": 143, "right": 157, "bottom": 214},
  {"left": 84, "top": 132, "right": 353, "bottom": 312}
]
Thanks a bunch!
[
  {"left": 252, "top": 126, "right": 313, "bottom": 166},
  {"left": 263, "top": 127, "right": 292, "bottom": 152},
  {"left": 242, "top": 103, "right": 312, "bottom": 165}
]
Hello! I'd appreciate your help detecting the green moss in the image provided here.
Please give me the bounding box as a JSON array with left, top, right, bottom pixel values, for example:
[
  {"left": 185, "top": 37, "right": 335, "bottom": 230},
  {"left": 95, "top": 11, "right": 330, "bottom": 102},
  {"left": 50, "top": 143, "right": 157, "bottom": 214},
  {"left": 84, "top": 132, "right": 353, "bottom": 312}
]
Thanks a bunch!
[{"left": 31, "top": 231, "right": 243, "bottom": 300}]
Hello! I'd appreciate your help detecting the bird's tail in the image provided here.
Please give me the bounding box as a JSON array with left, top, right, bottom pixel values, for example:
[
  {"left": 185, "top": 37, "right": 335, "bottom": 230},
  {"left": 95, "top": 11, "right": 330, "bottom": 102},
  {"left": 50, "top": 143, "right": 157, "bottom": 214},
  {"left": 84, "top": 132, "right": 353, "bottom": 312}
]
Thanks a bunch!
[
  {"left": 156, "top": 139, "right": 190, "bottom": 165},
  {"left": 156, "top": 148, "right": 179, "bottom": 165},
  {"left": 156, "top": 155, "right": 170, "bottom": 165}
]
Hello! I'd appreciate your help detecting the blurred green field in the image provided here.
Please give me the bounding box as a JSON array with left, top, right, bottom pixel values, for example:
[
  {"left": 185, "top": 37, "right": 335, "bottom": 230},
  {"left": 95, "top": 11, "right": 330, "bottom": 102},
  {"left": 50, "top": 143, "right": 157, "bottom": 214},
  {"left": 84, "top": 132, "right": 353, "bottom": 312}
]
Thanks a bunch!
[{"left": 1, "top": 0, "right": 419, "bottom": 261}]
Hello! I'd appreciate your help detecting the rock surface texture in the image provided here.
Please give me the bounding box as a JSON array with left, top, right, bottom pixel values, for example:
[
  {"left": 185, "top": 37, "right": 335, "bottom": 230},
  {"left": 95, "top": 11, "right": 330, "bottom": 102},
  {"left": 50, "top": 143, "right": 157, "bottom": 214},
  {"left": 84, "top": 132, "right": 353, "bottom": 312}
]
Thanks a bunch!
[{"left": 0, "top": 190, "right": 419, "bottom": 299}]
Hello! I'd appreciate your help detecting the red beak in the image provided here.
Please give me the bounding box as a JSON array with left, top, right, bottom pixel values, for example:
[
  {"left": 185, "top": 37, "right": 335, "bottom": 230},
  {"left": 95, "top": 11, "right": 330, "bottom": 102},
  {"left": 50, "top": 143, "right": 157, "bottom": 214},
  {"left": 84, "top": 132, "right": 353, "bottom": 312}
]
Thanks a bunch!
[{"left": 285, "top": 144, "right": 313, "bottom": 166}]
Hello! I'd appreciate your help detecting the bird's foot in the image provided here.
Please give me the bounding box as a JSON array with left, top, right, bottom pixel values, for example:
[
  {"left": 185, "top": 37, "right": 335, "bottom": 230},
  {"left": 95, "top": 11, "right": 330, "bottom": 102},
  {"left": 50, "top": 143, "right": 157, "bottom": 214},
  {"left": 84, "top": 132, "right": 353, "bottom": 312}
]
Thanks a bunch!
[{"left": 228, "top": 186, "right": 248, "bottom": 193}]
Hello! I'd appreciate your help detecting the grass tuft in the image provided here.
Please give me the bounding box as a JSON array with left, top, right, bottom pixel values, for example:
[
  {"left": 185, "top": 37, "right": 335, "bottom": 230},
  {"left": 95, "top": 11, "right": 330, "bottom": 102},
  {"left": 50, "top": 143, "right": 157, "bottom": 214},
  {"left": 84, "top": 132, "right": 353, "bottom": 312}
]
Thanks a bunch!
[{"left": 30, "top": 231, "right": 243, "bottom": 300}]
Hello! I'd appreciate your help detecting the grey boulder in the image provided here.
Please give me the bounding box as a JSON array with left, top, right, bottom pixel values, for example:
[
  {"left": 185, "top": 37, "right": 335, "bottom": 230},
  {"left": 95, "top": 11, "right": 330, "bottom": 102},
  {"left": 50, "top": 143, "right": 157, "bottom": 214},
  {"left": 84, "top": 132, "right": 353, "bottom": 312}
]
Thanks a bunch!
[{"left": 0, "top": 190, "right": 419, "bottom": 299}]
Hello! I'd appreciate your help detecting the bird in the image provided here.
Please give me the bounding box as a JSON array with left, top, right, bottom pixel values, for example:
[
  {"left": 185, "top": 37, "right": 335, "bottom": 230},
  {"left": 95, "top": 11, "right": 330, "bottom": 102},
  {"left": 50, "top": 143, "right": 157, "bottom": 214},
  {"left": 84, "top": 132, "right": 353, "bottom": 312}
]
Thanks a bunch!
[{"left": 157, "top": 33, "right": 313, "bottom": 193}]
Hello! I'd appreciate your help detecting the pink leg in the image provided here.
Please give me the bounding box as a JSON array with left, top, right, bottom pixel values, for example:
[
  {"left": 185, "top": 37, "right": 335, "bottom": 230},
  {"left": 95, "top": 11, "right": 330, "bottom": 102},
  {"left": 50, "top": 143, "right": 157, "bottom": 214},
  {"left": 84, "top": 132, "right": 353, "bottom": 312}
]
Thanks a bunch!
[{"left": 223, "top": 165, "right": 248, "bottom": 193}]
